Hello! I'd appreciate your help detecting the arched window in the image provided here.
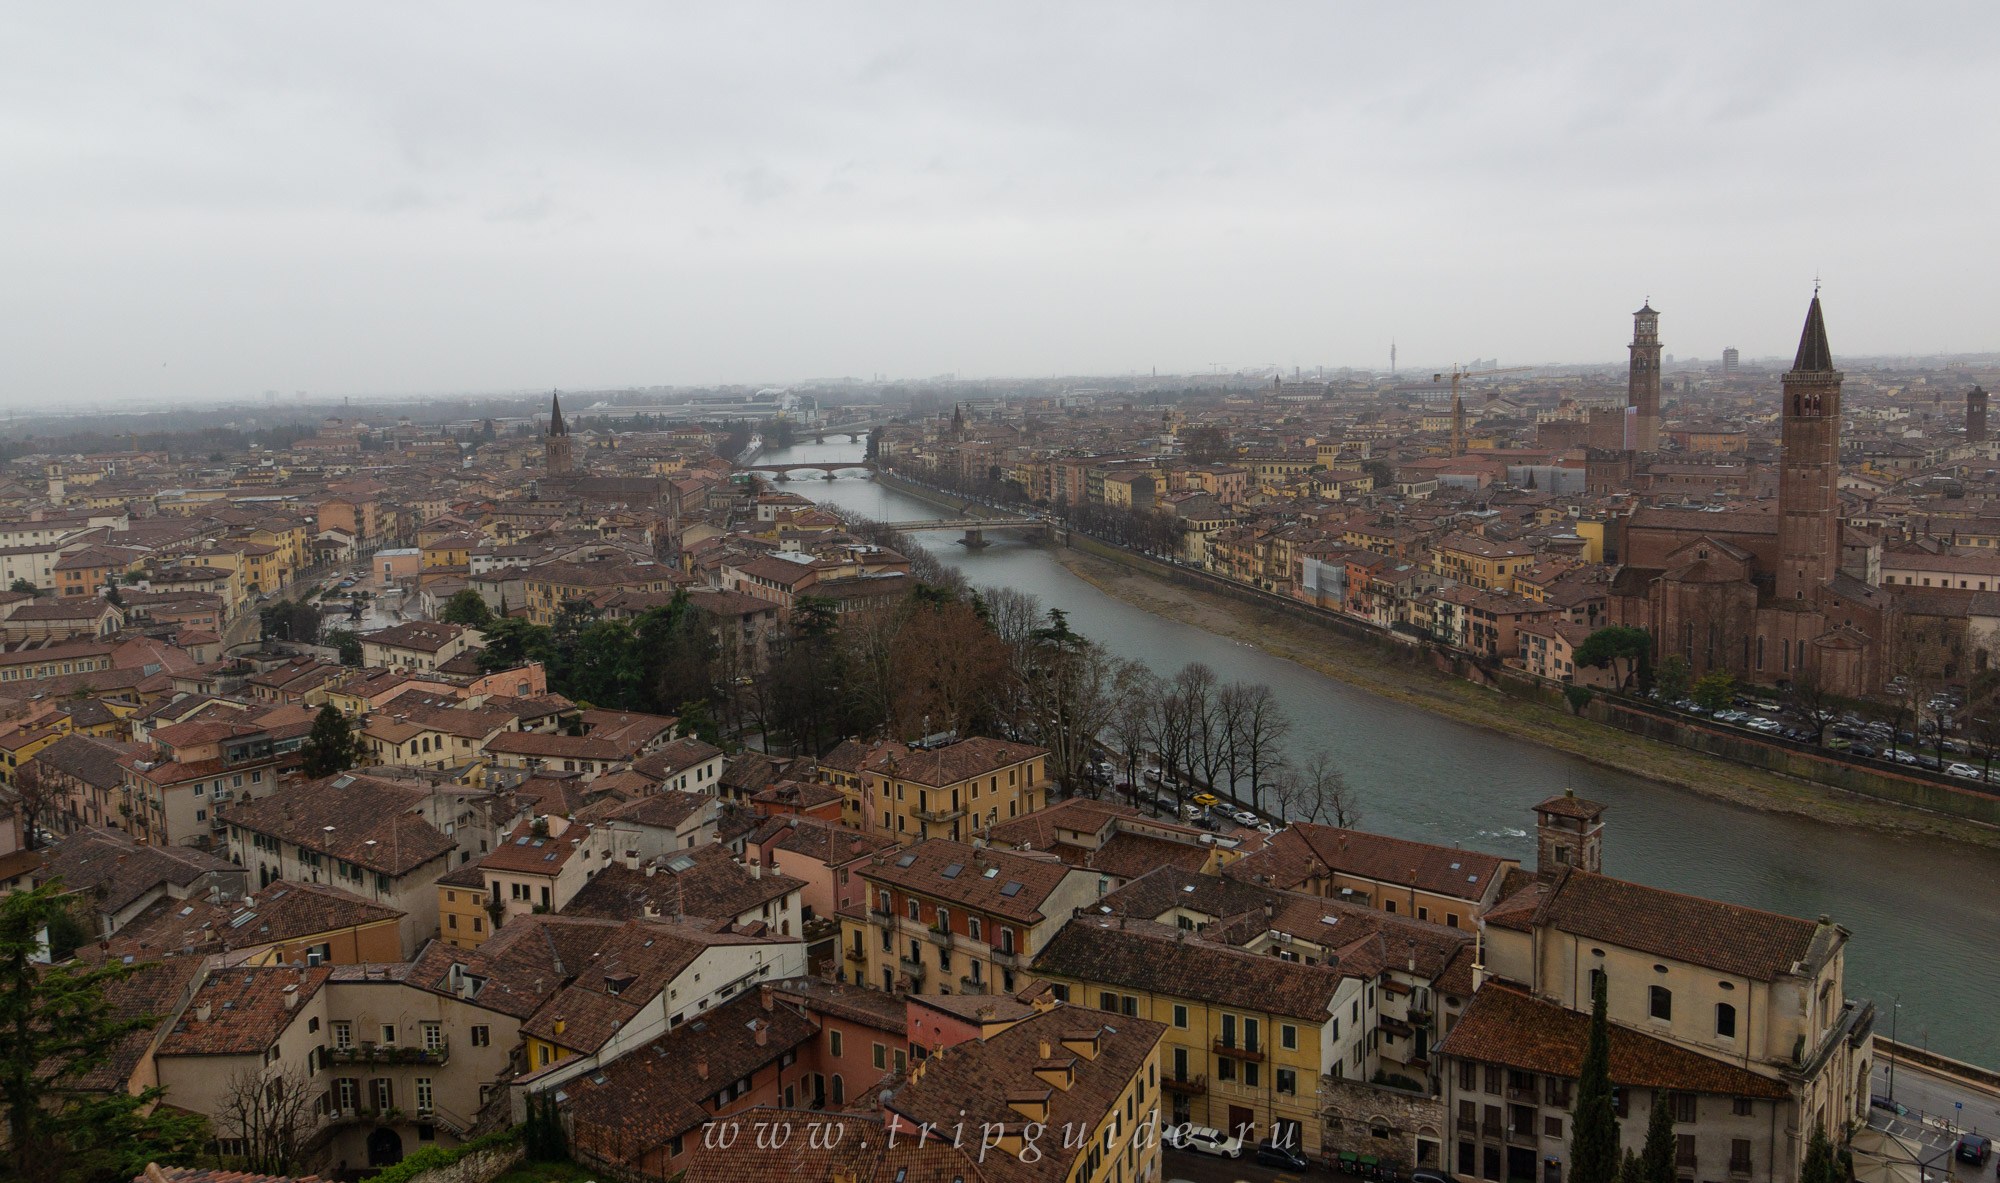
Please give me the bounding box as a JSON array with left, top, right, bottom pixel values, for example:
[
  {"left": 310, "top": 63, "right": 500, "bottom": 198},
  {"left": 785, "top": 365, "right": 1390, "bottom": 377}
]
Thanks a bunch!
[
  {"left": 1716, "top": 1003, "right": 1737, "bottom": 1039},
  {"left": 1649, "top": 985, "right": 1673, "bottom": 1021},
  {"left": 831, "top": 1074, "right": 844, "bottom": 1105}
]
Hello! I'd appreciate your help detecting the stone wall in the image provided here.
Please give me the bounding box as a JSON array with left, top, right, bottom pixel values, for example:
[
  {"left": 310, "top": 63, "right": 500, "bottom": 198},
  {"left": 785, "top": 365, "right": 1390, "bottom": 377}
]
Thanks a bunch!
[
  {"left": 396, "top": 1142, "right": 525, "bottom": 1183},
  {"left": 1319, "top": 1077, "right": 1446, "bottom": 1172}
]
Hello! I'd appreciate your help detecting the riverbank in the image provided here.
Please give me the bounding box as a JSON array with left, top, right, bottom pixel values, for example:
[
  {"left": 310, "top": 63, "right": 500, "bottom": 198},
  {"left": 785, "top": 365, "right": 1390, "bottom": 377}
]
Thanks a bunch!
[{"left": 1045, "top": 540, "right": 2000, "bottom": 850}]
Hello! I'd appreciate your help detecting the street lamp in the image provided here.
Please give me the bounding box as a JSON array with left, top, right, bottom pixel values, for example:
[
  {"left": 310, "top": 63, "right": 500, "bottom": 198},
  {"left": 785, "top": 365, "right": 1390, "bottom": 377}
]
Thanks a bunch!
[{"left": 1887, "top": 998, "right": 1900, "bottom": 1104}]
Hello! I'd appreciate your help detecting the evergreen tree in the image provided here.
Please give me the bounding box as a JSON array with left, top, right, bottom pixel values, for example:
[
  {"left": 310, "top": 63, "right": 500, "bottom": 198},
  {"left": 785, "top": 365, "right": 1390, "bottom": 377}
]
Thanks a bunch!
[
  {"left": 1798, "top": 1118, "right": 1834, "bottom": 1183},
  {"left": 1640, "top": 1089, "right": 1677, "bottom": 1183},
  {"left": 1618, "top": 1148, "right": 1644, "bottom": 1183},
  {"left": 1570, "top": 972, "right": 1622, "bottom": 1183},
  {"left": 299, "top": 704, "right": 358, "bottom": 778},
  {"left": 439, "top": 589, "right": 494, "bottom": 629},
  {"left": 0, "top": 883, "right": 210, "bottom": 1183}
]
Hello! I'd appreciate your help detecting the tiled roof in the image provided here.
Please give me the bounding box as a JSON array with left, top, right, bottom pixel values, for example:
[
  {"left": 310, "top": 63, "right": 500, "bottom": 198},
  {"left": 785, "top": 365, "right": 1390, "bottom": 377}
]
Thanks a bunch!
[
  {"left": 1489, "top": 869, "right": 1829, "bottom": 983},
  {"left": 631, "top": 737, "right": 723, "bottom": 778},
  {"left": 30, "top": 733, "right": 136, "bottom": 790},
  {"left": 483, "top": 731, "right": 624, "bottom": 760},
  {"left": 138, "top": 1169, "right": 323, "bottom": 1183},
  {"left": 1436, "top": 982, "right": 1790, "bottom": 1098},
  {"left": 563, "top": 989, "right": 820, "bottom": 1156},
  {"left": 158, "top": 966, "right": 330, "bottom": 1057},
  {"left": 582, "top": 789, "right": 710, "bottom": 830},
  {"left": 978, "top": 797, "right": 1136, "bottom": 850},
  {"left": 751, "top": 815, "right": 897, "bottom": 866},
  {"left": 1223, "top": 823, "right": 1507, "bottom": 902},
  {"left": 862, "top": 839, "right": 1079, "bottom": 925},
  {"left": 886, "top": 1005, "right": 1165, "bottom": 1183},
  {"left": 1032, "top": 915, "right": 1349, "bottom": 1021},
  {"left": 220, "top": 774, "right": 455, "bottom": 876},
  {"left": 38, "top": 828, "right": 239, "bottom": 915},
  {"left": 866, "top": 736, "right": 1046, "bottom": 788},
  {"left": 673, "top": 1113, "right": 984, "bottom": 1183},
  {"left": 562, "top": 847, "right": 803, "bottom": 925}
]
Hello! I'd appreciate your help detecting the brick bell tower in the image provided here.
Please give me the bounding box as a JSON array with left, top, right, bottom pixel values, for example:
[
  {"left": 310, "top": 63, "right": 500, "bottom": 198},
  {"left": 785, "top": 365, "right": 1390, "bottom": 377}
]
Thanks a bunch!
[
  {"left": 1627, "top": 302, "right": 1662, "bottom": 452},
  {"left": 1777, "top": 292, "right": 1842, "bottom": 602},
  {"left": 545, "top": 390, "right": 574, "bottom": 475}
]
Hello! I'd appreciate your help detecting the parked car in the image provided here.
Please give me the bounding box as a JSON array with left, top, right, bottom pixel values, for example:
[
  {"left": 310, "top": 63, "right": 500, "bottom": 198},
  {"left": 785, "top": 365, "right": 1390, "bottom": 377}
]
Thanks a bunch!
[
  {"left": 1255, "top": 1139, "right": 1312, "bottom": 1170},
  {"left": 1871, "top": 1096, "right": 1909, "bottom": 1117},
  {"left": 1956, "top": 1133, "right": 1991, "bottom": 1165},
  {"left": 1165, "top": 1125, "right": 1243, "bottom": 1158},
  {"left": 1192, "top": 793, "right": 1220, "bottom": 807},
  {"left": 1948, "top": 763, "right": 1986, "bottom": 781},
  {"left": 1232, "top": 809, "right": 1259, "bottom": 825}
]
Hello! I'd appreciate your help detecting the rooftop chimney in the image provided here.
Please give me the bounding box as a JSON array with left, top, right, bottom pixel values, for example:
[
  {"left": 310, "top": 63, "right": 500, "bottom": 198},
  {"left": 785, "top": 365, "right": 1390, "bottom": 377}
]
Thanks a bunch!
[
  {"left": 696, "top": 1059, "right": 709, "bottom": 1080},
  {"left": 754, "top": 1022, "right": 768, "bottom": 1047}
]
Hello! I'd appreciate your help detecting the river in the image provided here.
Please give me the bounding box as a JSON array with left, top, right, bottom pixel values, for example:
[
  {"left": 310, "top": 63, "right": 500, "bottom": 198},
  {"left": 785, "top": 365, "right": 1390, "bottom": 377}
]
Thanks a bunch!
[{"left": 758, "top": 438, "right": 2000, "bottom": 1068}]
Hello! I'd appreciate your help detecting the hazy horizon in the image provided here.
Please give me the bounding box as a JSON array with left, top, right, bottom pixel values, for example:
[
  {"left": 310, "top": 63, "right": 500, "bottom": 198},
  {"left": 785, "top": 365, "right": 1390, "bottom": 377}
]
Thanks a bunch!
[{"left": 4, "top": 4, "right": 1995, "bottom": 407}]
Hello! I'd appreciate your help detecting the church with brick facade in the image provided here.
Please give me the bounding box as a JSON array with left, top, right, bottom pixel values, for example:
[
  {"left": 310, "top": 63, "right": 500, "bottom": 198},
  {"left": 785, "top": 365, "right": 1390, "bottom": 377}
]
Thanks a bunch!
[{"left": 1605, "top": 295, "right": 1892, "bottom": 697}]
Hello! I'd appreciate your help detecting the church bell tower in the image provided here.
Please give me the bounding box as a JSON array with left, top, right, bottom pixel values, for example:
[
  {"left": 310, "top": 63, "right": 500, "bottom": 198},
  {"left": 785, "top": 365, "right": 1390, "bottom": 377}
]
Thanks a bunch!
[
  {"left": 1777, "top": 293, "right": 1842, "bottom": 602},
  {"left": 545, "top": 390, "right": 574, "bottom": 475},
  {"left": 1627, "top": 302, "right": 1662, "bottom": 452}
]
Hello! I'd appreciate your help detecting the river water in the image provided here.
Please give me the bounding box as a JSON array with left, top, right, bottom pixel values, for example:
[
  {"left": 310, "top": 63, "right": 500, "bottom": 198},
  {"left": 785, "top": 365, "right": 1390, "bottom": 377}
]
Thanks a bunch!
[{"left": 758, "top": 439, "right": 2000, "bottom": 1067}]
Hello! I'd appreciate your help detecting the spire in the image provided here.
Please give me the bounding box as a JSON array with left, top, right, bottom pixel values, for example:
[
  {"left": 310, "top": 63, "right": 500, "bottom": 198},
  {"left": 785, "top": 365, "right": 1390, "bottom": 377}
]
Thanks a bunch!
[
  {"left": 1791, "top": 294, "right": 1833, "bottom": 373},
  {"left": 549, "top": 390, "right": 568, "bottom": 437}
]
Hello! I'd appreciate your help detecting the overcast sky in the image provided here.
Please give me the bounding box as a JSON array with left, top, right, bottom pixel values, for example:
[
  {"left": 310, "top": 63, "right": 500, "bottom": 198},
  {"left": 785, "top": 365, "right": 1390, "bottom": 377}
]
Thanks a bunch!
[{"left": 2, "top": 4, "right": 1994, "bottom": 405}]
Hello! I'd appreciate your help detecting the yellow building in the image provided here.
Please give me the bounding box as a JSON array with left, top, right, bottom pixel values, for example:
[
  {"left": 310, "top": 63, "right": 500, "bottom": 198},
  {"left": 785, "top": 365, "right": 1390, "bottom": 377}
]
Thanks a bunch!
[
  {"left": 436, "top": 866, "right": 493, "bottom": 949},
  {"left": 851, "top": 736, "right": 1049, "bottom": 845},
  {"left": 1430, "top": 534, "right": 1538, "bottom": 593},
  {"left": 1034, "top": 914, "right": 1364, "bottom": 1154}
]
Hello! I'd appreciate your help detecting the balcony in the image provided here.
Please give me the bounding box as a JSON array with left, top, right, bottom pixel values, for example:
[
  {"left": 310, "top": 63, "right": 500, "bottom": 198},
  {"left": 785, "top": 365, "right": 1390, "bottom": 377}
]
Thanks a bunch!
[
  {"left": 844, "top": 946, "right": 870, "bottom": 965},
  {"left": 326, "top": 1041, "right": 449, "bottom": 1067},
  {"left": 957, "top": 976, "right": 987, "bottom": 995},
  {"left": 1506, "top": 1087, "right": 1539, "bottom": 1104},
  {"left": 913, "top": 805, "right": 965, "bottom": 824},
  {"left": 989, "top": 947, "right": 1019, "bottom": 969},
  {"left": 898, "top": 957, "right": 927, "bottom": 981},
  {"left": 1163, "top": 1074, "right": 1207, "bottom": 1095},
  {"left": 868, "top": 906, "right": 895, "bottom": 923},
  {"left": 1507, "top": 1127, "right": 1539, "bottom": 1148},
  {"left": 923, "top": 925, "right": 953, "bottom": 947},
  {"left": 1213, "top": 1039, "right": 1264, "bottom": 1062}
]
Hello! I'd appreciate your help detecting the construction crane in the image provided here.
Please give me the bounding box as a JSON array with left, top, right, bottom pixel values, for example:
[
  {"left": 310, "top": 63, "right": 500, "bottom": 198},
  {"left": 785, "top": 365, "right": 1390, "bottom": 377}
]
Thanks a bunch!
[{"left": 1434, "top": 364, "right": 1535, "bottom": 456}]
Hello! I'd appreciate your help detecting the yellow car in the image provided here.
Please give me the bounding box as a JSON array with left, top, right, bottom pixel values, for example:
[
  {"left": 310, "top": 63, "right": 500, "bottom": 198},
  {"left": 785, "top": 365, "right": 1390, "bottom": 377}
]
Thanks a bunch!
[{"left": 1192, "top": 793, "right": 1220, "bottom": 807}]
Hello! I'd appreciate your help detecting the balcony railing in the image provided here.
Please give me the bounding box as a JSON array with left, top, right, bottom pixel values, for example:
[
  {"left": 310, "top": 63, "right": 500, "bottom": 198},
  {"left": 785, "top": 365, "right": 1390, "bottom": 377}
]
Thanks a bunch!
[
  {"left": 843, "top": 946, "right": 869, "bottom": 964},
  {"left": 1213, "top": 1038, "right": 1264, "bottom": 1062},
  {"left": 989, "top": 947, "right": 1019, "bottom": 968},
  {"left": 898, "top": 957, "right": 927, "bottom": 981},
  {"left": 914, "top": 805, "right": 965, "bottom": 823},
  {"left": 1506, "top": 1087, "right": 1538, "bottom": 1104},
  {"left": 868, "top": 906, "right": 895, "bottom": 923},
  {"left": 1163, "top": 1074, "right": 1207, "bottom": 1095},
  {"left": 326, "top": 1041, "right": 448, "bottom": 1067},
  {"left": 1508, "top": 1127, "right": 1539, "bottom": 1148},
  {"left": 958, "top": 976, "right": 987, "bottom": 995},
  {"left": 923, "top": 925, "right": 953, "bottom": 947}
]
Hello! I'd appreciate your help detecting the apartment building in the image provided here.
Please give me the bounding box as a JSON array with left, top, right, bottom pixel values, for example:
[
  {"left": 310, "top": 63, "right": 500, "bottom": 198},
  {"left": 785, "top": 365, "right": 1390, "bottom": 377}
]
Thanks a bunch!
[
  {"left": 840, "top": 838, "right": 1098, "bottom": 998},
  {"left": 846, "top": 735, "right": 1050, "bottom": 845}
]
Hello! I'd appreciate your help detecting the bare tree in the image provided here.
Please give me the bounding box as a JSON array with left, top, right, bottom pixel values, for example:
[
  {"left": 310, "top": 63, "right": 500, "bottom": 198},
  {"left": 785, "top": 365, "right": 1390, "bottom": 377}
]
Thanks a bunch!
[
  {"left": 1228, "top": 683, "right": 1292, "bottom": 810},
  {"left": 1784, "top": 662, "right": 1842, "bottom": 746},
  {"left": 1108, "top": 670, "right": 1160, "bottom": 812},
  {"left": 1268, "top": 749, "right": 1362, "bottom": 828},
  {"left": 218, "top": 1066, "right": 318, "bottom": 1176},
  {"left": 1151, "top": 688, "right": 1194, "bottom": 802},
  {"left": 11, "top": 759, "right": 61, "bottom": 848},
  {"left": 1214, "top": 682, "right": 1251, "bottom": 800},
  {"left": 1172, "top": 662, "right": 1223, "bottom": 791}
]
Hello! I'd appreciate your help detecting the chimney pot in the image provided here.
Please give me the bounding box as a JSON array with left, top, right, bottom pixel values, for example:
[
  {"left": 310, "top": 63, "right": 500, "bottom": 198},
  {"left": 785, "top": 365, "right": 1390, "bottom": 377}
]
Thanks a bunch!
[
  {"left": 696, "top": 1059, "right": 709, "bottom": 1079},
  {"left": 754, "top": 1022, "right": 768, "bottom": 1047}
]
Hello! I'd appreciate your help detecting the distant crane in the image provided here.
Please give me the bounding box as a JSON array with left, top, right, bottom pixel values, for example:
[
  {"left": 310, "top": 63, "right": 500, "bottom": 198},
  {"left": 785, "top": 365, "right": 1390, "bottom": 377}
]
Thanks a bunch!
[{"left": 1434, "top": 364, "right": 1535, "bottom": 456}]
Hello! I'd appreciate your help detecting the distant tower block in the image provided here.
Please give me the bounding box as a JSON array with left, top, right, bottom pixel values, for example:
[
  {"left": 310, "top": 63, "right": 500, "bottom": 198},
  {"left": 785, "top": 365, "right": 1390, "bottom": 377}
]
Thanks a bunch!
[
  {"left": 1723, "top": 347, "right": 1740, "bottom": 374},
  {"left": 1535, "top": 789, "right": 1605, "bottom": 876},
  {"left": 545, "top": 390, "right": 574, "bottom": 474},
  {"left": 1969, "top": 385, "right": 1989, "bottom": 443},
  {"left": 1627, "top": 302, "right": 1662, "bottom": 452}
]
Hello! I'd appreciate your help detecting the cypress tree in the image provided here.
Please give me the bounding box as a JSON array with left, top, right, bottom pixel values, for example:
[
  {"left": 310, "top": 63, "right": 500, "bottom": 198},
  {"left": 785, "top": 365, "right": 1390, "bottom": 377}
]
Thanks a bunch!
[
  {"left": 1799, "top": 1118, "right": 1834, "bottom": 1183},
  {"left": 1640, "top": 1089, "right": 1677, "bottom": 1183},
  {"left": 1570, "top": 973, "right": 1622, "bottom": 1183},
  {"left": 1618, "top": 1148, "right": 1644, "bottom": 1183},
  {"left": 300, "top": 703, "right": 358, "bottom": 779}
]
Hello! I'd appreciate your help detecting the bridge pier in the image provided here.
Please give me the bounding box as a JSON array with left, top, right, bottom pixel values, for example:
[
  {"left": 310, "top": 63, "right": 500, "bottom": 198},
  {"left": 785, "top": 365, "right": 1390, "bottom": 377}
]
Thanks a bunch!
[{"left": 958, "top": 528, "right": 989, "bottom": 550}]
